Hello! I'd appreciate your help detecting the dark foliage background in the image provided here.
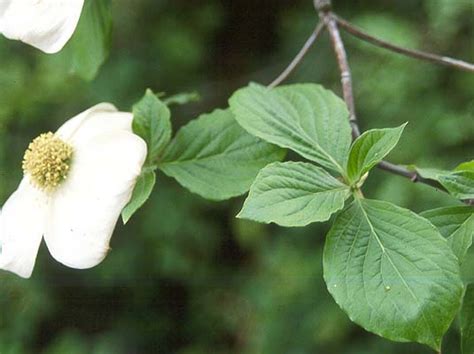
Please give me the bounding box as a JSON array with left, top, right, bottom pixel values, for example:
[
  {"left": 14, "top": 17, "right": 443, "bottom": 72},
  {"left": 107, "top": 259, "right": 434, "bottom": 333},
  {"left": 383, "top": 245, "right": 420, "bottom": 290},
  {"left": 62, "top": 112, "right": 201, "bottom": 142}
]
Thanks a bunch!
[{"left": 0, "top": 0, "right": 472, "bottom": 353}]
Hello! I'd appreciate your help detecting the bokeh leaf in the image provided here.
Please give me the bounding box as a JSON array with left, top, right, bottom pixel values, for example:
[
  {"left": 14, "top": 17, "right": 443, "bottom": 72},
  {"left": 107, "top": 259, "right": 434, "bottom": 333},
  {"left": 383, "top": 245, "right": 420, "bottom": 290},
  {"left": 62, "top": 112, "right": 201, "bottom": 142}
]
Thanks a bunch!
[
  {"left": 238, "top": 161, "right": 350, "bottom": 227},
  {"left": 159, "top": 109, "right": 285, "bottom": 201},
  {"left": 229, "top": 83, "right": 352, "bottom": 175},
  {"left": 58, "top": 0, "right": 113, "bottom": 81},
  {"left": 347, "top": 124, "right": 406, "bottom": 184},
  {"left": 421, "top": 206, "right": 474, "bottom": 262},
  {"left": 324, "top": 199, "right": 463, "bottom": 350},
  {"left": 122, "top": 170, "right": 156, "bottom": 224},
  {"left": 132, "top": 89, "right": 172, "bottom": 165}
]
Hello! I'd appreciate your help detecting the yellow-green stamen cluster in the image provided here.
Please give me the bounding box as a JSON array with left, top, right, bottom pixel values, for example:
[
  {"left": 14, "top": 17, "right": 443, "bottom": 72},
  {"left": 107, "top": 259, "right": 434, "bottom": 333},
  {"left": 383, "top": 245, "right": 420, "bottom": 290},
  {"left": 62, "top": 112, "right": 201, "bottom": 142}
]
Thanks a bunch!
[{"left": 22, "top": 132, "right": 73, "bottom": 192}]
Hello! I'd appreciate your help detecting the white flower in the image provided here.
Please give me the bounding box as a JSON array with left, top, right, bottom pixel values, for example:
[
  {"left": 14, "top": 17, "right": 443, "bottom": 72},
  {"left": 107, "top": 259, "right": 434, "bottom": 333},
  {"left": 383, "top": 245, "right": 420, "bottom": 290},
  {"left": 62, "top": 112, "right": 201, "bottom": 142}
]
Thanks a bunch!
[
  {"left": 0, "top": 103, "right": 148, "bottom": 278},
  {"left": 0, "top": 0, "right": 85, "bottom": 53}
]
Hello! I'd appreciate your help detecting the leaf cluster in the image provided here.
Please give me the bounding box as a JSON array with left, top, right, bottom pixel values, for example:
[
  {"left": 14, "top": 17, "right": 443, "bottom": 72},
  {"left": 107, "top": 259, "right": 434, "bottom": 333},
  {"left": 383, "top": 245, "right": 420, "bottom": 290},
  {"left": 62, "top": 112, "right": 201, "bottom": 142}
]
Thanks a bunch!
[{"left": 128, "top": 82, "right": 473, "bottom": 351}]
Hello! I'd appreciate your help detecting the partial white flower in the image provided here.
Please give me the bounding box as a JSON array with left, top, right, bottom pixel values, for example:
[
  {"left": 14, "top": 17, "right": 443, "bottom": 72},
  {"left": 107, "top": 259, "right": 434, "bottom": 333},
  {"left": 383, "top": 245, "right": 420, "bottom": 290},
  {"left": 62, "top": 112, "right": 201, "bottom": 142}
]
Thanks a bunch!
[
  {"left": 0, "top": 0, "right": 85, "bottom": 53},
  {"left": 0, "top": 103, "right": 147, "bottom": 278}
]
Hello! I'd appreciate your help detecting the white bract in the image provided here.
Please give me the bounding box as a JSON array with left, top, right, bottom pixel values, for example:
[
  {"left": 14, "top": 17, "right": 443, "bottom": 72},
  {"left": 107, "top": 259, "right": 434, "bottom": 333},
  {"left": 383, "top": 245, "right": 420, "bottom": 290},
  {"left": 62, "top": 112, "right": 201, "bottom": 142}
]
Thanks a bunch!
[
  {"left": 0, "top": 0, "right": 84, "bottom": 53},
  {"left": 0, "top": 104, "right": 147, "bottom": 278}
]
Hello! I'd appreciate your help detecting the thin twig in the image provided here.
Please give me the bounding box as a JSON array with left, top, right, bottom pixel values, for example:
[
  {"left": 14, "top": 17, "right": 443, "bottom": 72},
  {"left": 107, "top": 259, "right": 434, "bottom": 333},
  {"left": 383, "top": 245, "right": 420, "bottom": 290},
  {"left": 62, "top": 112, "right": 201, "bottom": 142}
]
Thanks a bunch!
[
  {"left": 316, "top": 7, "right": 473, "bottom": 204},
  {"left": 336, "top": 15, "right": 474, "bottom": 73},
  {"left": 377, "top": 162, "right": 474, "bottom": 205},
  {"left": 378, "top": 161, "right": 446, "bottom": 190},
  {"left": 321, "top": 12, "right": 360, "bottom": 138},
  {"left": 269, "top": 0, "right": 474, "bottom": 204},
  {"left": 269, "top": 22, "right": 325, "bottom": 88}
]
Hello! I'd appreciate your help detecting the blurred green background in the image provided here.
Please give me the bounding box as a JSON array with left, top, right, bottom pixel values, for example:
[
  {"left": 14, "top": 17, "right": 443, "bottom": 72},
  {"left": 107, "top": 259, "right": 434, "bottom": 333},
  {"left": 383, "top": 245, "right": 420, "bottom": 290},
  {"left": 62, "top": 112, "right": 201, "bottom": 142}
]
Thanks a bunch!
[{"left": 0, "top": 0, "right": 473, "bottom": 353}]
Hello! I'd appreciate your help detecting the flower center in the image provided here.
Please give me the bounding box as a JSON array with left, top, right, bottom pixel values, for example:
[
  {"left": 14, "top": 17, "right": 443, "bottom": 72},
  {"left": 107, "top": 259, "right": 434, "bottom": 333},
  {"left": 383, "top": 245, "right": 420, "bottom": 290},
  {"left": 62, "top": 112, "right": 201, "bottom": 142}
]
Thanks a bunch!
[{"left": 22, "top": 132, "right": 73, "bottom": 192}]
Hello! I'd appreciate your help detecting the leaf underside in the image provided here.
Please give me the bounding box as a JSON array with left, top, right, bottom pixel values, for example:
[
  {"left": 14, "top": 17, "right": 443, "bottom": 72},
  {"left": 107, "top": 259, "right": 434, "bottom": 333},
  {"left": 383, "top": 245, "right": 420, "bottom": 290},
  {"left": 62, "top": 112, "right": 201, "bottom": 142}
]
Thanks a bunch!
[{"left": 122, "top": 170, "right": 156, "bottom": 224}]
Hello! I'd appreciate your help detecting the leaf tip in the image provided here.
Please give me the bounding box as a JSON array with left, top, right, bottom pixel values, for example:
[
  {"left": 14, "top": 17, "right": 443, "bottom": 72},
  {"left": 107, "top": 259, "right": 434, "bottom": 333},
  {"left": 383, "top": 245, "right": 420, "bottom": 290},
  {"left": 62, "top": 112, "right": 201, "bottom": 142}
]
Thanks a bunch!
[
  {"left": 121, "top": 211, "right": 131, "bottom": 225},
  {"left": 399, "top": 121, "right": 408, "bottom": 131},
  {"left": 145, "top": 88, "right": 156, "bottom": 96}
]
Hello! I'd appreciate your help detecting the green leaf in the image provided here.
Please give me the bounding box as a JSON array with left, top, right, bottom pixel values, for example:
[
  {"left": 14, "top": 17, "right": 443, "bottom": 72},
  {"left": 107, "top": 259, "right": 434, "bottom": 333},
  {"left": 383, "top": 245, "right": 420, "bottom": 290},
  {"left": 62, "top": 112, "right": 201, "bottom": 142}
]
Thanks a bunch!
[
  {"left": 456, "top": 160, "right": 474, "bottom": 172},
  {"left": 238, "top": 162, "right": 350, "bottom": 227},
  {"left": 421, "top": 206, "right": 474, "bottom": 262},
  {"left": 347, "top": 124, "right": 406, "bottom": 184},
  {"left": 159, "top": 109, "right": 285, "bottom": 201},
  {"left": 229, "top": 83, "right": 352, "bottom": 175},
  {"left": 414, "top": 167, "right": 446, "bottom": 180},
  {"left": 58, "top": 0, "right": 112, "bottom": 81},
  {"left": 132, "top": 89, "right": 172, "bottom": 164},
  {"left": 324, "top": 199, "right": 463, "bottom": 350},
  {"left": 439, "top": 171, "right": 474, "bottom": 200},
  {"left": 415, "top": 167, "right": 474, "bottom": 200},
  {"left": 121, "top": 170, "right": 156, "bottom": 224},
  {"left": 461, "top": 284, "right": 474, "bottom": 354}
]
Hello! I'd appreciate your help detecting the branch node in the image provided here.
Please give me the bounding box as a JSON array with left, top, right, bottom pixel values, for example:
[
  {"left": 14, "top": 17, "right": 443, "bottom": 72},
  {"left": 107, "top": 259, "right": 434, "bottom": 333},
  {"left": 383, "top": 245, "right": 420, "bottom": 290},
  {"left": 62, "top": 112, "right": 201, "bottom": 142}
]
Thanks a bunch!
[
  {"left": 341, "top": 72, "right": 351, "bottom": 79},
  {"left": 314, "top": 0, "right": 332, "bottom": 12}
]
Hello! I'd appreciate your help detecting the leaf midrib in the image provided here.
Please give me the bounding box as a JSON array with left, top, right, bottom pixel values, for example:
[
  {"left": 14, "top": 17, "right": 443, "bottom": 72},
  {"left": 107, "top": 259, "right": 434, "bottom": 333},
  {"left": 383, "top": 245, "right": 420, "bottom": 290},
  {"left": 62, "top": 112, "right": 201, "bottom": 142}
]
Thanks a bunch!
[
  {"left": 356, "top": 200, "right": 421, "bottom": 302},
  {"left": 244, "top": 92, "right": 347, "bottom": 175},
  {"left": 355, "top": 199, "right": 437, "bottom": 343},
  {"left": 160, "top": 139, "right": 269, "bottom": 166}
]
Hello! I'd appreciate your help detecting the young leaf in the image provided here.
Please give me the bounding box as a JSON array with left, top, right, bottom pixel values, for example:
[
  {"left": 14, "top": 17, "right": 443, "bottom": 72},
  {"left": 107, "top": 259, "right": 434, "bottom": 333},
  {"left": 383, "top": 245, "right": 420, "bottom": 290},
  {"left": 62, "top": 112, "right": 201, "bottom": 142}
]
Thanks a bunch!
[
  {"left": 461, "top": 284, "right": 474, "bottom": 354},
  {"left": 229, "top": 83, "right": 352, "bottom": 175},
  {"left": 347, "top": 124, "right": 406, "bottom": 184},
  {"left": 58, "top": 0, "right": 113, "bottom": 81},
  {"left": 421, "top": 206, "right": 474, "bottom": 262},
  {"left": 415, "top": 167, "right": 474, "bottom": 200},
  {"left": 159, "top": 109, "right": 285, "bottom": 201},
  {"left": 324, "top": 199, "right": 463, "bottom": 350},
  {"left": 122, "top": 170, "right": 156, "bottom": 224},
  {"left": 132, "top": 89, "right": 172, "bottom": 164},
  {"left": 238, "top": 162, "right": 350, "bottom": 227}
]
